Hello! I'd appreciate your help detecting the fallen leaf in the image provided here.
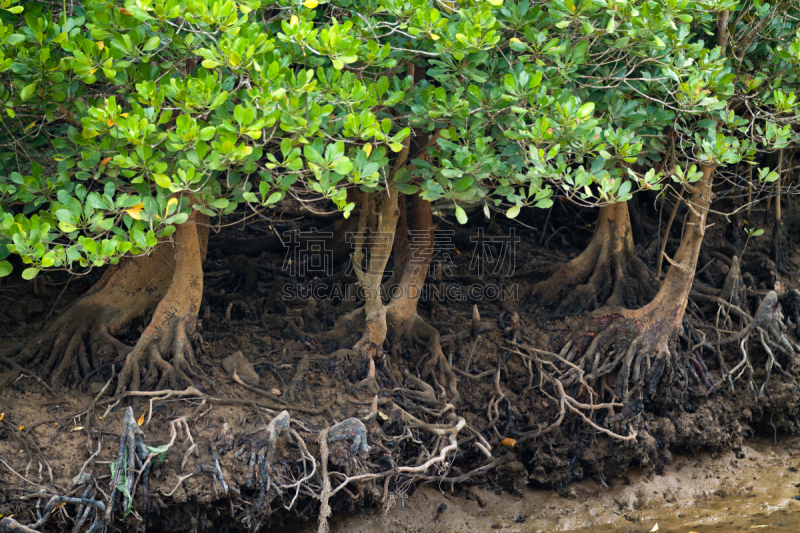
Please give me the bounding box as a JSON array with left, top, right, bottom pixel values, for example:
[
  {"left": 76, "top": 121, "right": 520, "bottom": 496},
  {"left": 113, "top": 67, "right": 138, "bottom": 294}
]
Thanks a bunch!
[
  {"left": 499, "top": 437, "right": 516, "bottom": 447},
  {"left": 124, "top": 202, "right": 144, "bottom": 220},
  {"left": 137, "top": 413, "right": 145, "bottom": 426},
  {"left": 100, "top": 157, "right": 113, "bottom": 166},
  {"left": 649, "top": 524, "right": 658, "bottom": 532},
  {"left": 378, "top": 411, "right": 388, "bottom": 420},
  {"left": 70, "top": 426, "right": 84, "bottom": 432},
  {"left": 0, "top": 412, "right": 4, "bottom": 422},
  {"left": 18, "top": 425, "right": 24, "bottom": 431},
  {"left": 270, "top": 388, "right": 282, "bottom": 396}
]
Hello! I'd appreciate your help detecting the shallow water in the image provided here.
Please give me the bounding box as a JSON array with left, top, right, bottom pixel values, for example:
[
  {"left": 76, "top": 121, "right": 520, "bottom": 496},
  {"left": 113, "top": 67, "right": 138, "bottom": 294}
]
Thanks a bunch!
[{"left": 316, "top": 436, "right": 800, "bottom": 533}]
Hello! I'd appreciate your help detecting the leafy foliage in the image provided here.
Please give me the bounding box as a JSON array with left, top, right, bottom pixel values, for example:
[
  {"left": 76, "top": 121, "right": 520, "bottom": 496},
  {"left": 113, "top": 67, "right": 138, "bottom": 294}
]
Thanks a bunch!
[{"left": 1, "top": 0, "right": 799, "bottom": 277}]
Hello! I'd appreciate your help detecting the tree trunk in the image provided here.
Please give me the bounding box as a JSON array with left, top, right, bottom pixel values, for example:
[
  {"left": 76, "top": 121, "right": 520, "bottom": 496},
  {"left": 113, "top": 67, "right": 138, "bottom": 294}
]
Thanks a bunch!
[
  {"left": 17, "top": 209, "right": 209, "bottom": 391},
  {"left": 560, "top": 164, "right": 716, "bottom": 400},
  {"left": 529, "top": 200, "right": 655, "bottom": 314}
]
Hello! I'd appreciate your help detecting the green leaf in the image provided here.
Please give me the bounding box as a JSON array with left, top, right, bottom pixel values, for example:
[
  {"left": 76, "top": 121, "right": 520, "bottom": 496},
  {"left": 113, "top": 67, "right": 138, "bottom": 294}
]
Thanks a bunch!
[
  {"left": 577, "top": 102, "right": 594, "bottom": 118},
  {"left": 333, "top": 159, "right": 353, "bottom": 174},
  {"left": 506, "top": 205, "right": 521, "bottom": 219},
  {"left": 455, "top": 205, "right": 468, "bottom": 225},
  {"left": 142, "top": 36, "right": 161, "bottom": 51},
  {"left": 210, "top": 91, "right": 229, "bottom": 109},
  {"left": 20, "top": 83, "right": 37, "bottom": 102},
  {"left": 202, "top": 60, "right": 221, "bottom": 69},
  {"left": 152, "top": 174, "right": 171, "bottom": 188},
  {"left": 198, "top": 126, "right": 216, "bottom": 141},
  {"left": 22, "top": 267, "right": 39, "bottom": 280},
  {"left": 0, "top": 261, "right": 11, "bottom": 277}
]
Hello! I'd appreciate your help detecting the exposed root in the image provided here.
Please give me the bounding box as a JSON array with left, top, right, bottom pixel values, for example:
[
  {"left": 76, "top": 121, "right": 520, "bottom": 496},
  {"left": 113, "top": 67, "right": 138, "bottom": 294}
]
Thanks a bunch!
[
  {"left": 714, "top": 291, "right": 798, "bottom": 397},
  {"left": 505, "top": 342, "right": 636, "bottom": 443},
  {"left": 391, "top": 314, "right": 462, "bottom": 405},
  {"left": 108, "top": 407, "right": 149, "bottom": 519}
]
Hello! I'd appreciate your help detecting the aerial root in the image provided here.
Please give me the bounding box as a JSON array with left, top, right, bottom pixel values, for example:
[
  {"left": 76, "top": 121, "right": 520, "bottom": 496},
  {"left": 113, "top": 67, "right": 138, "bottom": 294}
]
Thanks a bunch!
[
  {"left": 0, "top": 492, "right": 107, "bottom": 533},
  {"left": 115, "top": 315, "right": 209, "bottom": 395},
  {"left": 505, "top": 340, "right": 637, "bottom": 443},
  {"left": 706, "top": 291, "right": 799, "bottom": 398}
]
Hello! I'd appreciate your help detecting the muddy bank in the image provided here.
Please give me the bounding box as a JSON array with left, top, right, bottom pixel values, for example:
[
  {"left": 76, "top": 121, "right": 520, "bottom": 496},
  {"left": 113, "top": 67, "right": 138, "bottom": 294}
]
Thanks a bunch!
[{"left": 313, "top": 437, "right": 800, "bottom": 533}]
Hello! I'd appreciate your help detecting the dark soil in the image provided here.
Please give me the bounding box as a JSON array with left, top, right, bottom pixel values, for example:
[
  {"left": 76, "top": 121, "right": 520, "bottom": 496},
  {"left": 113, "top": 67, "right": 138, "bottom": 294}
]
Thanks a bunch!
[{"left": 2, "top": 190, "right": 800, "bottom": 532}]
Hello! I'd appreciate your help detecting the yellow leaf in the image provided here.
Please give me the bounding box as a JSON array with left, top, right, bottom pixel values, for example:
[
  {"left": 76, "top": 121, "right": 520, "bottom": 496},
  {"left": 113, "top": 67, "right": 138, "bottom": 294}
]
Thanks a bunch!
[
  {"left": 25, "top": 121, "right": 36, "bottom": 132},
  {"left": 290, "top": 15, "right": 299, "bottom": 26},
  {"left": 125, "top": 202, "right": 144, "bottom": 220},
  {"left": 137, "top": 413, "right": 145, "bottom": 426},
  {"left": 120, "top": 113, "right": 129, "bottom": 118},
  {"left": 0, "top": 412, "right": 4, "bottom": 422},
  {"left": 167, "top": 197, "right": 178, "bottom": 208},
  {"left": 363, "top": 144, "right": 373, "bottom": 156},
  {"left": 90, "top": 68, "right": 98, "bottom": 75},
  {"left": 100, "top": 157, "right": 113, "bottom": 166},
  {"left": 97, "top": 41, "right": 104, "bottom": 50},
  {"left": 499, "top": 437, "right": 516, "bottom": 446},
  {"left": 510, "top": 37, "right": 522, "bottom": 43},
  {"left": 302, "top": 0, "right": 318, "bottom": 7},
  {"left": 70, "top": 426, "right": 84, "bottom": 432},
  {"left": 107, "top": 119, "right": 115, "bottom": 126},
  {"left": 430, "top": 33, "right": 440, "bottom": 40},
  {"left": 18, "top": 425, "right": 24, "bottom": 431}
]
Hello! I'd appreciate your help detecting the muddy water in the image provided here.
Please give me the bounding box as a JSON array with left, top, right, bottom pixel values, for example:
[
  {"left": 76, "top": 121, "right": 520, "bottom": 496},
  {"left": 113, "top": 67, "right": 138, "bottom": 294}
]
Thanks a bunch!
[{"left": 315, "top": 437, "right": 800, "bottom": 533}]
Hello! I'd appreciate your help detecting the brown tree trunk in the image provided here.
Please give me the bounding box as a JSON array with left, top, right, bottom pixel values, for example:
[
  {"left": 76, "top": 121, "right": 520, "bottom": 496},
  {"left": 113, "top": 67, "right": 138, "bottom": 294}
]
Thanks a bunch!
[
  {"left": 116, "top": 210, "right": 209, "bottom": 393},
  {"left": 561, "top": 164, "right": 716, "bottom": 400},
  {"left": 386, "top": 194, "right": 434, "bottom": 330},
  {"left": 17, "top": 209, "right": 209, "bottom": 390},
  {"left": 529, "top": 201, "right": 655, "bottom": 314},
  {"left": 352, "top": 188, "right": 400, "bottom": 355}
]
